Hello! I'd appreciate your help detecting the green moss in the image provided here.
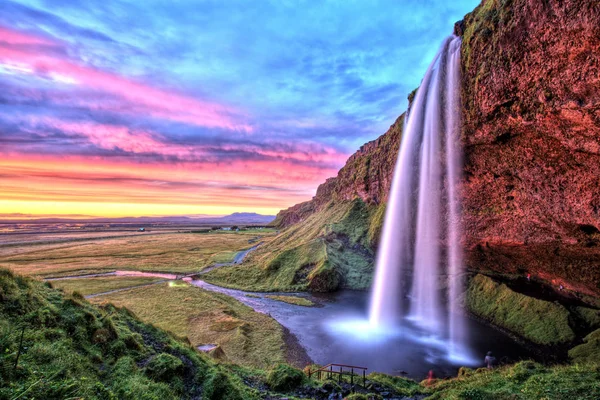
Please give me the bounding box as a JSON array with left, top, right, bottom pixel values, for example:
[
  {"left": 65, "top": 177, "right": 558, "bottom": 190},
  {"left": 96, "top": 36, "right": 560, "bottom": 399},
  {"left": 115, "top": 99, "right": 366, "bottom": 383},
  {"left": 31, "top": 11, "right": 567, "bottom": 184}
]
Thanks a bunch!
[
  {"left": 467, "top": 274, "right": 575, "bottom": 345},
  {"left": 145, "top": 353, "right": 184, "bottom": 382},
  {"left": 574, "top": 307, "right": 600, "bottom": 331},
  {"left": 266, "top": 363, "right": 305, "bottom": 392},
  {"left": 366, "top": 372, "right": 422, "bottom": 397},
  {"left": 328, "top": 197, "right": 371, "bottom": 247},
  {"left": 265, "top": 295, "right": 315, "bottom": 307},
  {"left": 367, "top": 202, "right": 386, "bottom": 247},
  {"left": 569, "top": 329, "right": 600, "bottom": 364},
  {"left": 346, "top": 394, "right": 383, "bottom": 400},
  {"left": 203, "top": 369, "right": 251, "bottom": 400}
]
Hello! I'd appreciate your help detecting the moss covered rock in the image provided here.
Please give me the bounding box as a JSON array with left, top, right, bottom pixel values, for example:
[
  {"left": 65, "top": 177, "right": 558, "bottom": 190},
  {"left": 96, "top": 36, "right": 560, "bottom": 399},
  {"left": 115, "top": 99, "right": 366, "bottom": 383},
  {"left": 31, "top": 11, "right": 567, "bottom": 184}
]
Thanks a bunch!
[
  {"left": 467, "top": 274, "right": 575, "bottom": 345},
  {"left": 569, "top": 329, "right": 600, "bottom": 364}
]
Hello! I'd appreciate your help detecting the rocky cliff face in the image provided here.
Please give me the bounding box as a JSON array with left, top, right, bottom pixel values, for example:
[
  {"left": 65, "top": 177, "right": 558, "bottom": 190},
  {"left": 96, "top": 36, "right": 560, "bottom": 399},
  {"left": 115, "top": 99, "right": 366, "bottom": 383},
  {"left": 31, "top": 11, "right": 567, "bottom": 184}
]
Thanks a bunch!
[
  {"left": 271, "top": 0, "right": 600, "bottom": 297},
  {"left": 273, "top": 114, "right": 403, "bottom": 231},
  {"left": 460, "top": 0, "right": 600, "bottom": 296}
]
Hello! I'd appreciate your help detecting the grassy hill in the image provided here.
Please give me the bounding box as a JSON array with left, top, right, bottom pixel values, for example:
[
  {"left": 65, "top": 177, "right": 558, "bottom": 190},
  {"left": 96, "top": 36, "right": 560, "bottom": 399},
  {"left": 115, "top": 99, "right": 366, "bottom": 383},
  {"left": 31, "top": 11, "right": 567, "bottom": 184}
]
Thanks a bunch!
[
  {"left": 0, "top": 268, "right": 260, "bottom": 399},
  {"left": 203, "top": 199, "right": 383, "bottom": 292}
]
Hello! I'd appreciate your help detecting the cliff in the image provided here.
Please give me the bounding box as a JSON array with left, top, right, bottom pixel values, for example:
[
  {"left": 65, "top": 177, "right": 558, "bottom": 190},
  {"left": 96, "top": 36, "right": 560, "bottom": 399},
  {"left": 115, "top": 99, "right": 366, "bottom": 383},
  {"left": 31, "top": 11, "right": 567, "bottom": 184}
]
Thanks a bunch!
[
  {"left": 460, "top": 0, "right": 600, "bottom": 297},
  {"left": 207, "top": 0, "right": 600, "bottom": 300},
  {"left": 271, "top": 114, "right": 403, "bottom": 231}
]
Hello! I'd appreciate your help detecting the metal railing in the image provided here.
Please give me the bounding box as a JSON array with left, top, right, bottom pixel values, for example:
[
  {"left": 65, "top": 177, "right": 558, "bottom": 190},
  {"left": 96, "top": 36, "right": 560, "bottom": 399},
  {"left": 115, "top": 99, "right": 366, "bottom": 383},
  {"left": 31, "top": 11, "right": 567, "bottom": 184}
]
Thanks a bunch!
[{"left": 307, "top": 363, "right": 368, "bottom": 387}]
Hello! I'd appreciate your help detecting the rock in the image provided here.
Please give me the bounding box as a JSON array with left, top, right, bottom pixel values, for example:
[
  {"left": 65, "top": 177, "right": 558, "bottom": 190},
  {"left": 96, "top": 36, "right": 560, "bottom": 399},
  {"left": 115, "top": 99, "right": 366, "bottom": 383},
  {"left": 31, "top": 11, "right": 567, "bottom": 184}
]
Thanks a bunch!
[
  {"left": 453, "top": 19, "right": 465, "bottom": 36},
  {"left": 460, "top": 0, "right": 600, "bottom": 297}
]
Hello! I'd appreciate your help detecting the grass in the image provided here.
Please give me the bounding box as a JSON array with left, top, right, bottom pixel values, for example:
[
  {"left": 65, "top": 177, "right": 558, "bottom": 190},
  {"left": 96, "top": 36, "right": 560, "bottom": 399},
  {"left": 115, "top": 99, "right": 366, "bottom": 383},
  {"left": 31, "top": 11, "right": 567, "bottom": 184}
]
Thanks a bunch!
[
  {"left": 209, "top": 250, "right": 240, "bottom": 264},
  {"left": 2, "top": 269, "right": 600, "bottom": 399},
  {"left": 424, "top": 361, "right": 600, "bottom": 399},
  {"left": 91, "top": 282, "right": 286, "bottom": 368},
  {"left": 51, "top": 276, "right": 164, "bottom": 296},
  {"left": 0, "top": 231, "right": 276, "bottom": 278},
  {"left": 569, "top": 329, "right": 600, "bottom": 364},
  {"left": 265, "top": 295, "right": 315, "bottom": 307},
  {"left": 467, "top": 274, "right": 575, "bottom": 345},
  {"left": 204, "top": 199, "right": 376, "bottom": 292},
  {"left": 0, "top": 268, "right": 259, "bottom": 399}
]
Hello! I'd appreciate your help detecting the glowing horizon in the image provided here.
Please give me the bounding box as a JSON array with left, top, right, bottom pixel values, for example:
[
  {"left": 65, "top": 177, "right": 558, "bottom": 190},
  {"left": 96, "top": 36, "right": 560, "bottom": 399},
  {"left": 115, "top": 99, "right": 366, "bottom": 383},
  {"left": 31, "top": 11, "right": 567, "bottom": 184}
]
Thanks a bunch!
[{"left": 0, "top": 0, "right": 479, "bottom": 218}]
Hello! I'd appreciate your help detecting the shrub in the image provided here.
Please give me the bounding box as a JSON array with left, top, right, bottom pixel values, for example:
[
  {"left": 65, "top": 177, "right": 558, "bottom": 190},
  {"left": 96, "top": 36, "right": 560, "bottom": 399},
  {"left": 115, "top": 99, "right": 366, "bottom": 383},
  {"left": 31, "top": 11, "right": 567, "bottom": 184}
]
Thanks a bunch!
[
  {"left": 203, "top": 370, "right": 247, "bottom": 400},
  {"left": 266, "top": 363, "right": 305, "bottom": 392},
  {"left": 144, "top": 353, "right": 184, "bottom": 382}
]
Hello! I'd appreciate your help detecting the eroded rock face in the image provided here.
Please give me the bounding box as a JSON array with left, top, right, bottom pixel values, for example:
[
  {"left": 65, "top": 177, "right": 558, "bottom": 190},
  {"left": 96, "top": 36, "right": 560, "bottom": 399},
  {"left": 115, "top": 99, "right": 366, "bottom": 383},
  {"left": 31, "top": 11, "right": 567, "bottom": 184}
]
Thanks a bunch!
[
  {"left": 460, "top": 0, "right": 600, "bottom": 295},
  {"left": 274, "top": 0, "right": 600, "bottom": 297},
  {"left": 273, "top": 114, "right": 403, "bottom": 227}
]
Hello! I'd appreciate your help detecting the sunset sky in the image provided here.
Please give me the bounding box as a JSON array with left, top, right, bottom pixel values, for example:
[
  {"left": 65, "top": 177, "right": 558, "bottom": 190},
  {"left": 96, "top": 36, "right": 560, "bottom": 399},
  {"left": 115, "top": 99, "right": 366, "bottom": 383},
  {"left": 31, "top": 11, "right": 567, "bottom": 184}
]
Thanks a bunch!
[{"left": 0, "top": 0, "right": 479, "bottom": 218}]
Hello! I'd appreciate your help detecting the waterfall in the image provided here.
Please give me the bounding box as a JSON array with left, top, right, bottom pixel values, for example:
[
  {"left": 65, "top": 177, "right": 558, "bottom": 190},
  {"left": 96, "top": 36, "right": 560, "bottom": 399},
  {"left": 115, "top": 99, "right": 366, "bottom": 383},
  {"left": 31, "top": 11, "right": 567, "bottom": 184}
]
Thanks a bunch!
[{"left": 368, "top": 35, "right": 466, "bottom": 356}]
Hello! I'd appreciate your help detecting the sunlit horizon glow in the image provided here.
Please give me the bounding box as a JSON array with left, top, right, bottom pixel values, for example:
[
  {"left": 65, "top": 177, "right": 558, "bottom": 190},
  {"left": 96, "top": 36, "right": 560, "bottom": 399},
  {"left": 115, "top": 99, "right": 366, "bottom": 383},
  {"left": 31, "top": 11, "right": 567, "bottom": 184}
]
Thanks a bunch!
[{"left": 0, "top": 0, "right": 479, "bottom": 218}]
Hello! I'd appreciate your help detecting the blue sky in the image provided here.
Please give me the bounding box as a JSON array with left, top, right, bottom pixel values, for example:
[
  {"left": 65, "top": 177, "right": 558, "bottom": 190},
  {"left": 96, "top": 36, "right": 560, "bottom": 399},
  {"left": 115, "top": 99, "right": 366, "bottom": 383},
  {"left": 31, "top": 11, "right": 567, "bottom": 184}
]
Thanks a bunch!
[{"left": 0, "top": 0, "right": 480, "bottom": 217}]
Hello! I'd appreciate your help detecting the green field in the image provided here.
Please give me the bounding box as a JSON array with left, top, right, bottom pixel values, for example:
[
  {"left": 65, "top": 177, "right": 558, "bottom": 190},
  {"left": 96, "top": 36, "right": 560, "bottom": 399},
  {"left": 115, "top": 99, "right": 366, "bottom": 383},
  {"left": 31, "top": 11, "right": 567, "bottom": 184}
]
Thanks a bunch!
[
  {"left": 51, "top": 276, "right": 164, "bottom": 296},
  {"left": 0, "top": 230, "right": 276, "bottom": 278}
]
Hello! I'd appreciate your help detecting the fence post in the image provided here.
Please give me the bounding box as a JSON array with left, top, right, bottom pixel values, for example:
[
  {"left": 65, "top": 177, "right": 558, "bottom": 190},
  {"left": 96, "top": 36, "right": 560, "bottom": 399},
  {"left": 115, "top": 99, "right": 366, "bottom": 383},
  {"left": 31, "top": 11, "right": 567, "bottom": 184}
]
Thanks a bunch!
[
  {"left": 363, "top": 369, "right": 366, "bottom": 387},
  {"left": 351, "top": 368, "right": 354, "bottom": 386}
]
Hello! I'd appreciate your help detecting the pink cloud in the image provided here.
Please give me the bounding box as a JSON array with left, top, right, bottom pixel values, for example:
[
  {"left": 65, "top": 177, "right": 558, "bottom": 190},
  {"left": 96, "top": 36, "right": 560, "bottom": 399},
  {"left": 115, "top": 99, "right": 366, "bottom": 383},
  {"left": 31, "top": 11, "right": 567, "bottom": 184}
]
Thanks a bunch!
[
  {"left": 0, "top": 26, "right": 250, "bottom": 131},
  {"left": 26, "top": 116, "right": 347, "bottom": 166}
]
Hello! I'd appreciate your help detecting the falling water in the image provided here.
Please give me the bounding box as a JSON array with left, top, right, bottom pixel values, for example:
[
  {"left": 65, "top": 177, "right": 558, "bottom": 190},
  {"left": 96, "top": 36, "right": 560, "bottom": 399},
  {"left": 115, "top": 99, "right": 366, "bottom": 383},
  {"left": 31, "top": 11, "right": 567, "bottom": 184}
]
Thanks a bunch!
[{"left": 369, "top": 35, "right": 466, "bottom": 357}]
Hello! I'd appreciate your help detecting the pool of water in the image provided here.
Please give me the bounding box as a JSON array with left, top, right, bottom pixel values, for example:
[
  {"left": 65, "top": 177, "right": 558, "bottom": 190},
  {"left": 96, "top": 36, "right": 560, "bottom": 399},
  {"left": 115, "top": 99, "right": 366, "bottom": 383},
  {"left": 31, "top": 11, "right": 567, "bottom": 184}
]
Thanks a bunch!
[{"left": 189, "top": 280, "right": 533, "bottom": 379}]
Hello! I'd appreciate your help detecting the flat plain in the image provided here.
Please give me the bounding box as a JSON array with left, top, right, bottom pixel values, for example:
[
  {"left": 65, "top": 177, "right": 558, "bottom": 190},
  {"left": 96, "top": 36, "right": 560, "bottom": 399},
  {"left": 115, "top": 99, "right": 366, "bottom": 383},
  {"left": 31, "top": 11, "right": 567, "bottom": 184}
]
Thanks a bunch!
[{"left": 0, "top": 229, "right": 276, "bottom": 278}]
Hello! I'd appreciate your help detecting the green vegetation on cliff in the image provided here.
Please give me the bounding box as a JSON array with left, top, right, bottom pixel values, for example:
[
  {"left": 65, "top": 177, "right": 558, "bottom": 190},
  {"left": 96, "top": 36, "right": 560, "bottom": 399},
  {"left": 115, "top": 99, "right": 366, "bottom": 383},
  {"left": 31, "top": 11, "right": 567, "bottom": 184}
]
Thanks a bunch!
[
  {"left": 204, "top": 199, "right": 378, "bottom": 292},
  {"left": 467, "top": 274, "right": 575, "bottom": 345},
  {"left": 569, "top": 329, "right": 600, "bottom": 365}
]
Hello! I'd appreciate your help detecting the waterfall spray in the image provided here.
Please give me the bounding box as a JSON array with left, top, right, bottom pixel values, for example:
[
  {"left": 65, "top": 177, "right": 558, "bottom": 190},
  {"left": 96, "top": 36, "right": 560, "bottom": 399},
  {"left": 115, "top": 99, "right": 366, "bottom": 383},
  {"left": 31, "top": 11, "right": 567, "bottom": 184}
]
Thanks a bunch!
[{"left": 368, "top": 35, "right": 466, "bottom": 358}]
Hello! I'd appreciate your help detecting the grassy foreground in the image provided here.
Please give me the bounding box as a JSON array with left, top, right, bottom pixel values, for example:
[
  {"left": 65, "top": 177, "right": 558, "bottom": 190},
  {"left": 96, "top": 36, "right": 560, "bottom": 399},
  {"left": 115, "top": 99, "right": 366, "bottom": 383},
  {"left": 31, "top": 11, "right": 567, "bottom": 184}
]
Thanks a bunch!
[
  {"left": 0, "top": 269, "right": 259, "bottom": 399},
  {"left": 1, "top": 269, "right": 600, "bottom": 399}
]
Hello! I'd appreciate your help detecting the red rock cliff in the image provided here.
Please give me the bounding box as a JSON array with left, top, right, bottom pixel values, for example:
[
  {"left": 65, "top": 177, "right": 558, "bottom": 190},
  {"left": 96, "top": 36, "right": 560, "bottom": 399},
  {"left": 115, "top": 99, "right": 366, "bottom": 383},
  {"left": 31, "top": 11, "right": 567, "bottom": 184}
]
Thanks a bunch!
[{"left": 460, "top": 0, "right": 600, "bottom": 296}]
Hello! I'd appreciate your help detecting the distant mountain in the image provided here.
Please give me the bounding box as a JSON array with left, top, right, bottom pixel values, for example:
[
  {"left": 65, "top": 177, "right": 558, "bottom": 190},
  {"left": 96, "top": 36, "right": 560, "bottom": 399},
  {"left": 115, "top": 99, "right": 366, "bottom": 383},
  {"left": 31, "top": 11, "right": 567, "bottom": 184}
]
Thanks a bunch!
[{"left": 0, "top": 212, "right": 275, "bottom": 226}]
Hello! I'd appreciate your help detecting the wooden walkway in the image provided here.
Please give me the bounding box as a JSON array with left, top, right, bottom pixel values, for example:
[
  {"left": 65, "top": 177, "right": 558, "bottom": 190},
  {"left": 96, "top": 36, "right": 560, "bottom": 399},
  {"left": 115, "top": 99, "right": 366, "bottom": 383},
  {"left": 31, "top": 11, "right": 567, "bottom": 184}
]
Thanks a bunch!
[{"left": 307, "top": 363, "right": 368, "bottom": 387}]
